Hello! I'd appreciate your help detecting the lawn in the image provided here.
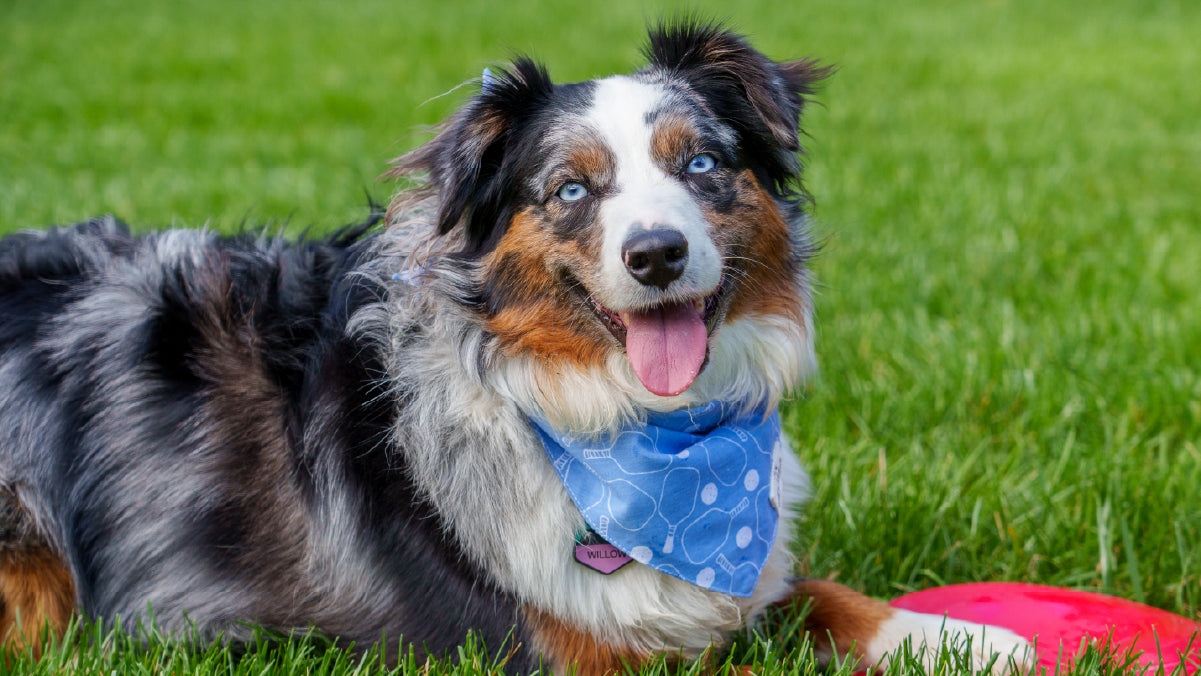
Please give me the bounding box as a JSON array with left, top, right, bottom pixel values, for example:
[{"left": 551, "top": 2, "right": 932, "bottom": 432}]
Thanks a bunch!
[{"left": 2, "top": 0, "right": 1199, "bottom": 673}]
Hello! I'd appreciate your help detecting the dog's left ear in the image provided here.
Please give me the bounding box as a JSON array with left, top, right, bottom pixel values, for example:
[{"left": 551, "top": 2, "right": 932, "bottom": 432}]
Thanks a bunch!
[
  {"left": 388, "top": 59, "right": 553, "bottom": 253},
  {"left": 644, "top": 22, "right": 830, "bottom": 185}
]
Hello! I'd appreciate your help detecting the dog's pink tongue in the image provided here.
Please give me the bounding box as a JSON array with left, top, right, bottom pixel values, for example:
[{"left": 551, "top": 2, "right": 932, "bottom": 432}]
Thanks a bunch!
[{"left": 623, "top": 302, "right": 707, "bottom": 397}]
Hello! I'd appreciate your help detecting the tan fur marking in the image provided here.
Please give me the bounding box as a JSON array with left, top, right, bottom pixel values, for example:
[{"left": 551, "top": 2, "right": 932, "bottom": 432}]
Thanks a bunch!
[
  {"left": 485, "top": 210, "right": 609, "bottom": 367},
  {"left": 565, "top": 141, "right": 616, "bottom": 187},
  {"left": 777, "top": 579, "right": 894, "bottom": 665},
  {"left": 719, "top": 170, "right": 806, "bottom": 325},
  {"left": 523, "top": 606, "right": 648, "bottom": 676},
  {"left": 649, "top": 115, "right": 698, "bottom": 168},
  {"left": 0, "top": 545, "right": 75, "bottom": 658},
  {"left": 488, "top": 300, "right": 608, "bottom": 367}
]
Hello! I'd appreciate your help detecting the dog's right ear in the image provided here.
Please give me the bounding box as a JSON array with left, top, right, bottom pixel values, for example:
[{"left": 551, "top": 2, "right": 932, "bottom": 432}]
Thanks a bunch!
[{"left": 388, "top": 59, "right": 553, "bottom": 254}]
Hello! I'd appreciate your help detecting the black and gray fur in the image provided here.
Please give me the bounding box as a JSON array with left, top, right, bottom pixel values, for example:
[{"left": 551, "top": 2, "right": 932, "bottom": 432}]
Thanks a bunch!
[{"left": 0, "top": 215, "right": 535, "bottom": 662}]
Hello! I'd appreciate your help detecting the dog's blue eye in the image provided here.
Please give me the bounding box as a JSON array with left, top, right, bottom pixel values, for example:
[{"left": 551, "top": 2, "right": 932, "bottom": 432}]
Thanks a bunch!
[
  {"left": 686, "top": 154, "right": 717, "bottom": 174},
  {"left": 557, "top": 182, "right": 588, "bottom": 202}
]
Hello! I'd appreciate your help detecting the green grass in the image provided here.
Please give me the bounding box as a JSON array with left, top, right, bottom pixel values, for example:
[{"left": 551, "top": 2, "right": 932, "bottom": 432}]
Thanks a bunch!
[{"left": 2, "top": 0, "right": 1199, "bottom": 673}]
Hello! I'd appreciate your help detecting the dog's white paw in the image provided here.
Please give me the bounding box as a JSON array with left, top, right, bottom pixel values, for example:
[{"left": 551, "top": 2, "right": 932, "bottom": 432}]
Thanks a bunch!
[{"left": 866, "top": 609, "right": 1033, "bottom": 674}]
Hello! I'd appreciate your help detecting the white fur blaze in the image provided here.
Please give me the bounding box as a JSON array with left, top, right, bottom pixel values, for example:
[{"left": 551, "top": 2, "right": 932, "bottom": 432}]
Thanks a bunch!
[{"left": 586, "top": 76, "right": 723, "bottom": 311}]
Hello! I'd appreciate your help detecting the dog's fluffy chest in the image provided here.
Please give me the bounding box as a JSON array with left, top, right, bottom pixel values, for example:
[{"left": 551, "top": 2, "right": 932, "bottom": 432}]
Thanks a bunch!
[{"left": 375, "top": 300, "right": 808, "bottom": 655}]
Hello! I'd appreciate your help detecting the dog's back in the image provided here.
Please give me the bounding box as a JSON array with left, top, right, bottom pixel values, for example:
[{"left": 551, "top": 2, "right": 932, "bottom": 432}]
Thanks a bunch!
[{"left": 0, "top": 217, "right": 535, "bottom": 663}]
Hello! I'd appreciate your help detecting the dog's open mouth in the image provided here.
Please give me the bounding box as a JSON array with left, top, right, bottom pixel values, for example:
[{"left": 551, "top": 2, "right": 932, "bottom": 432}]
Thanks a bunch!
[{"left": 585, "top": 280, "right": 725, "bottom": 397}]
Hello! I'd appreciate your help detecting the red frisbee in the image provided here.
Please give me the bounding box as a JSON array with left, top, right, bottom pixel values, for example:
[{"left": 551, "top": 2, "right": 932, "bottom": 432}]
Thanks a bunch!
[{"left": 891, "top": 583, "right": 1200, "bottom": 674}]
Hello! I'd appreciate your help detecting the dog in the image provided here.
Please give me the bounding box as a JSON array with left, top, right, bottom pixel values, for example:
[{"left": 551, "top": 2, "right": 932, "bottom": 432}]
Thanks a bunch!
[{"left": 0, "top": 21, "right": 1031, "bottom": 673}]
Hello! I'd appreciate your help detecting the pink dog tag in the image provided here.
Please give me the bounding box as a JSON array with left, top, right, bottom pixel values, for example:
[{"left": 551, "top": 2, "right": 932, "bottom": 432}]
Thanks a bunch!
[{"left": 574, "top": 543, "right": 632, "bottom": 575}]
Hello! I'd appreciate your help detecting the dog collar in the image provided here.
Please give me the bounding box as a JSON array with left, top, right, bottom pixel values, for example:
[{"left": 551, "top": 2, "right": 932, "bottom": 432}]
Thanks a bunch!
[{"left": 531, "top": 401, "right": 781, "bottom": 597}]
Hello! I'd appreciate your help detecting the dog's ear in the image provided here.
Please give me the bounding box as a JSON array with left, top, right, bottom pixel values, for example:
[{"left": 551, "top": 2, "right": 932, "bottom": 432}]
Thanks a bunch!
[
  {"left": 644, "top": 21, "right": 831, "bottom": 190},
  {"left": 389, "top": 59, "right": 553, "bottom": 253}
]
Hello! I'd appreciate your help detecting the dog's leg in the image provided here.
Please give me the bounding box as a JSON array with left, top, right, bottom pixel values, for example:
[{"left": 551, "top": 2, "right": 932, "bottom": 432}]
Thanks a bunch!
[
  {"left": 0, "top": 545, "right": 75, "bottom": 657},
  {"left": 0, "top": 489, "right": 75, "bottom": 658},
  {"left": 523, "top": 607, "right": 652, "bottom": 676},
  {"left": 779, "top": 579, "right": 1031, "bottom": 675}
]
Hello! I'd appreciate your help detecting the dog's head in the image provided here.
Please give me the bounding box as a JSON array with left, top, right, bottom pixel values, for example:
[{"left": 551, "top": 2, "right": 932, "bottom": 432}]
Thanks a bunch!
[{"left": 391, "top": 22, "right": 828, "bottom": 422}]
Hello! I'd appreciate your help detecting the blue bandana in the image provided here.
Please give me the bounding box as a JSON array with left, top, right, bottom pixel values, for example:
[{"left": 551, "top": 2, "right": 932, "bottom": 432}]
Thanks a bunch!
[{"left": 531, "top": 402, "right": 781, "bottom": 597}]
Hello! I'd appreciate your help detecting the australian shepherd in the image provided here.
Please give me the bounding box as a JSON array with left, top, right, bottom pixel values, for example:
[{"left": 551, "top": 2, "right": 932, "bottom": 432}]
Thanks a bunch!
[{"left": 0, "top": 22, "right": 1030, "bottom": 674}]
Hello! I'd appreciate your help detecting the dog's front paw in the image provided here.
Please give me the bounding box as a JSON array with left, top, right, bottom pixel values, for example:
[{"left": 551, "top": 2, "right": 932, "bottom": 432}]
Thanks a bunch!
[{"left": 866, "top": 609, "right": 1033, "bottom": 674}]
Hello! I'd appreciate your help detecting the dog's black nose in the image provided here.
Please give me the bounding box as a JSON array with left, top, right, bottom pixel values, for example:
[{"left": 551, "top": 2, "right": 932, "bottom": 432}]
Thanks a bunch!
[{"left": 622, "top": 228, "right": 689, "bottom": 290}]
